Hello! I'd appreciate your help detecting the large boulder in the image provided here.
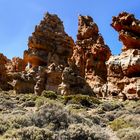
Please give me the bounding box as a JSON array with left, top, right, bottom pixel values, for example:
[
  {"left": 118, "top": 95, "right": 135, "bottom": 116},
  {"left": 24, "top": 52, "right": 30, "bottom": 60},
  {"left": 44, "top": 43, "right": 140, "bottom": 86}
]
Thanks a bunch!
[
  {"left": 12, "top": 70, "right": 37, "bottom": 94},
  {"left": 58, "top": 67, "right": 95, "bottom": 96}
]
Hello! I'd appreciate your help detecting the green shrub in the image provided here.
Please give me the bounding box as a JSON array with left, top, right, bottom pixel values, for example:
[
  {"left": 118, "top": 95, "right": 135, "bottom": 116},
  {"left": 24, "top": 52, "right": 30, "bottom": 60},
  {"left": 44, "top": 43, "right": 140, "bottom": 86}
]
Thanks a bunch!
[
  {"left": 117, "top": 128, "right": 140, "bottom": 140},
  {"left": 10, "top": 115, "right": 33, "bottom": 129},
  {"left": 101, "top": 101, "right": 123, "bottom": 111},
  {"left": 3, "top": 127, "right": 54, "bottom": 140},
  {"left": 42, "top": 90, "right": 57, "bottom": 99},
  {"left": 63, "top": 95, "right": 100, "bottom": 107},
  {"left": 66, "top": 124, "right": 109, "bottom": 140},
  {"left": 0, "top": 124, "right": 9, "bottom": 135},
  {"left": 109, "top": 118, "right": 132, "bottom": 131},
  {"left": 22, "top": 101, "right": 36, "bottom": 107}
]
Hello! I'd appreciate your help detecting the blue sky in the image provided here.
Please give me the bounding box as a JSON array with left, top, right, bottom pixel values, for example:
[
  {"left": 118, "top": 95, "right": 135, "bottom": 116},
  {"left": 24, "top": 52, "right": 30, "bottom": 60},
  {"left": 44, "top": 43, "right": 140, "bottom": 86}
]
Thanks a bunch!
[{"left": 0, "top": 0, "right": 140, "bottom": 59}]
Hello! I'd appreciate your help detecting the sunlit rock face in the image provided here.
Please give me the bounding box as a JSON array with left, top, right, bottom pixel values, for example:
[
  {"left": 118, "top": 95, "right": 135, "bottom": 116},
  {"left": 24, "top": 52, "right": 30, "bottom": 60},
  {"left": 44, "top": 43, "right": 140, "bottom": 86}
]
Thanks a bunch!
[
  {"left": 23, "top": 12, "right": 75, "bottom": 93},
  {"left": 72, "top": 15, "right": 111, "bottom": 95},
  {"left": 107, "top": 12, "right": 140, "bottom": 99},
  {"left": 24, "top": 12, "right": 74, "bottom": 68},
  {"left": 111, "top": 12, "right": 140, "bottom": 51}
]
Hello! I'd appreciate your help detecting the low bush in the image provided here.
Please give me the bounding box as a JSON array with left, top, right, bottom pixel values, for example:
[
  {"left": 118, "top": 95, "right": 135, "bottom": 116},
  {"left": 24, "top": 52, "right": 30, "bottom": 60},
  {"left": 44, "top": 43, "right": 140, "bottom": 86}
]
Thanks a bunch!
[
  {"left": 63, "top": 95, "right": 100, "bottom": 107},
  {"left": 4, "top": 126, "right": 54, "bottom": 140},
  {"left": 42, "top": 90, "right": 57, "bottom": 100},
  {"left": 109, "top": 118, "right": 132, "bottom": 131}
]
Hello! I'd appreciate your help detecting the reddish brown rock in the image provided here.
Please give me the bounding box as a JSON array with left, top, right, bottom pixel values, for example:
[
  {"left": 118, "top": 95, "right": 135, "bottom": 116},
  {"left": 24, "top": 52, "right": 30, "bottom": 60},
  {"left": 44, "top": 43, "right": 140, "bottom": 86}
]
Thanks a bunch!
[
  {"left": 0, "top": 53, "right": 8, "bottom": 80},
  {"left": 106, "top": 12, "right": 140, "bottom": 99},
  {"left": 72, "top": 15, "right": 111, "bottom": 93},
  {"left": 24, "top": 12, "right": 74, "bottom": 68},
  {"left": 6, "top": 57, "right": 26, "bottom": 72},
  {"left": 111, "top": 12, "right": 140, "bottom": 51},
  {"left": 24, "top": 13, "right": 74, "bottom": 93},
  {"left": 58, "top": 67, "right": 95, "bottom": 96},
  {"left": 0, "top": 53, "right": 12, "bottom": 90}
]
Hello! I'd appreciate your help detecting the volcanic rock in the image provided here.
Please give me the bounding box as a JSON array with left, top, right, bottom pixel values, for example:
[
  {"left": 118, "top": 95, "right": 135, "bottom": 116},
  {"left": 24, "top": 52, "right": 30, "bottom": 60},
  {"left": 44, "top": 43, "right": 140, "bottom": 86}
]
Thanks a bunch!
[
  {"left": 23, "top": 12, "right": 74, "bottom": 93},
  {"left": 58, "top": 67, "right": 95, "bottom": 96},
  {"left": 111, "top": 12, "right": 140, "bottom": 51},
  {"left": 107, "top": 12, "right": 140, "bottom": 99},
  {"left": 24, "top": 12, "right": 74, "bottom": 68},
  {"left": 72, "top": 15, "right": 111, "bottom": 94},
  {"left": 0, "top": 53, "right": 12, "bottom": 90},
  {"left": 6, "top": 57, "right": 26, "bottom": 72},
  {"left": 12, "top": 69, "right": 37, "bottom": 94}
]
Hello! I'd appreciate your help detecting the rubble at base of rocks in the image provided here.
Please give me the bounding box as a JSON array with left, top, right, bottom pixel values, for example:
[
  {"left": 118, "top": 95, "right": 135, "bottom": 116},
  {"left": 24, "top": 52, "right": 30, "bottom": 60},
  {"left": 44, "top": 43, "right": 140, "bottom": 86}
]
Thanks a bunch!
[{"left": 0, "top": 11, "right": 140, "bottom": 100}]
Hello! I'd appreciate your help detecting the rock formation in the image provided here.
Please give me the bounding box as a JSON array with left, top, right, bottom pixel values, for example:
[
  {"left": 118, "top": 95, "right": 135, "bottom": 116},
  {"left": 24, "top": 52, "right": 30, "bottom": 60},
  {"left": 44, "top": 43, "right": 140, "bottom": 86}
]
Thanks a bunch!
[
  {"left": 111, "top": 12, "right": 140, "bottom": 51},
  {"left": 1, "top": 11, "right": 140, "bottom": 100},
  {"left": 58, "top": 67, "right": 95, "bottom": 96},
  {"left": 24, "top": 12, "right": 74, "bottom": 67},
  {"left": 34, "top": 66, "right": 46, "bottom": 95},
  {"left": 72, "top": 15, "right": 111, "bottom": 95},
  {"left": 6, "top": 57, "right": 26, "bottom": 72},
  {"left": 12, "top": 70, "right": 36, "bottom": 94},
  {"left": 0, "top": 53, "right": 12, "bottom": 90},
  {"left": 23, "top": 12, "right": 74, "bottom": 93},
  {"left": 107, "top": 12, "right": 140, "bottom": 99}
]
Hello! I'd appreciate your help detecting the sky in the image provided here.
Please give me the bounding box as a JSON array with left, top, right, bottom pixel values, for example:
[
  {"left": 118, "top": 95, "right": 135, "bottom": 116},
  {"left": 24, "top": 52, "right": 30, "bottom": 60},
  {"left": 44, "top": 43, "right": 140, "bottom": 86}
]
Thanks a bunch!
[{"left": 0, "top": 0, "right": 140, "bottom": 59}]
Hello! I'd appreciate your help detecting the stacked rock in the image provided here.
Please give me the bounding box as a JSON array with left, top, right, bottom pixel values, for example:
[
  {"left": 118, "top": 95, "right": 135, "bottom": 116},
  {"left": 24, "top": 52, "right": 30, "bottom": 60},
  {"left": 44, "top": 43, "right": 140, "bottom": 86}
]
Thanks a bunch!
[
  {"left": 107, "top": 12, "right": 140, "bottom": 99},
  {"left": 72, "top": 15, "right": 111, "bottom": 95}
]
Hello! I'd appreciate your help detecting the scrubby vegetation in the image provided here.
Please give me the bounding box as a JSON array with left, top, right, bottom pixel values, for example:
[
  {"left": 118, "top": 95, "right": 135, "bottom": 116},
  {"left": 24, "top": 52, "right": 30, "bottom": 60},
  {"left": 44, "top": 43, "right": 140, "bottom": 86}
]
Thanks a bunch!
[{"left": 0, "top": 90, "right": 140, "bottom": 140}]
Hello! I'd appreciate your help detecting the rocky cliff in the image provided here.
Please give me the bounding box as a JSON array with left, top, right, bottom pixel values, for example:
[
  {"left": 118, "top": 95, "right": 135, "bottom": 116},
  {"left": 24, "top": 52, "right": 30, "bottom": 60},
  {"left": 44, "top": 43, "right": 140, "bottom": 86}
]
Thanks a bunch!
[{"left": 107, "top": 12, "right": 140, "bottom": 99}]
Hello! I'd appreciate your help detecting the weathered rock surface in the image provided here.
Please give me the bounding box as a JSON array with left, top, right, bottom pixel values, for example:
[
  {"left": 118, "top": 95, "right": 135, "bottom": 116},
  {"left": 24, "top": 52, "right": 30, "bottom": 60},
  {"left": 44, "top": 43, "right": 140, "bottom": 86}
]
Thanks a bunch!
[
  {"left": 0, "top": 53, "right": 12, "bottom": 90},
  {"left": 72, "top": 15, "right": 111, "bottom": 94},
  {"left": 12, "top": 69, "right": 37, "bottom": 94},
  {"left": 24, "top": 12, "right": 74, "bottom": 67},
  {"left": 58, "top": 67, "right": 95, "bottom": 96},
  {"left": 107, "top": 12, "right": 140, "bottom": 99},
  {"left": 111, "top": 12, "right": 140, "bottom": 51},
  {"left": 23, "top": 12, "right": 74, "bottom": 93},
  {"left": 34, "top": 66, "right": 46, "bottom": 95},
  {"left": 6, "top": 57, "right": 26, "bottom": 72}
]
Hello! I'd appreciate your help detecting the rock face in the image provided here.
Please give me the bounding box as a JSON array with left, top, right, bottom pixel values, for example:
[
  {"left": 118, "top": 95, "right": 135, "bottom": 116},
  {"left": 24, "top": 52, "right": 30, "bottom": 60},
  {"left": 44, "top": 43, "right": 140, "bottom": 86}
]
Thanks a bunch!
[
  {"left": 72, "top": 15, "right": 111, "bottom": 94},
  {"left": 12, "top": 70, "right": 36, "bottom": 94},
  {"left": 111, "top": 12, "right": 140, "bottom": 51},
  {"left": 6, "top": 57, "right": 26, "bottom": 72},
  {"left": 1, "top": 11, "right": 140, "bottom": 100},
  {"left": 58, "top": 67, "right": 95, "bottom": 96},
  {"left": 23, "top": 13, "right": 74, "bottom": 93},
  {"left": 0, "top": 53, "right": 12, "bottom": 90},
  {"left": 24, "top": 12, "right": 74, "bottom": 68},
  {"left": 107, "top": 12, "right": 140, "bottom": 99}
]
